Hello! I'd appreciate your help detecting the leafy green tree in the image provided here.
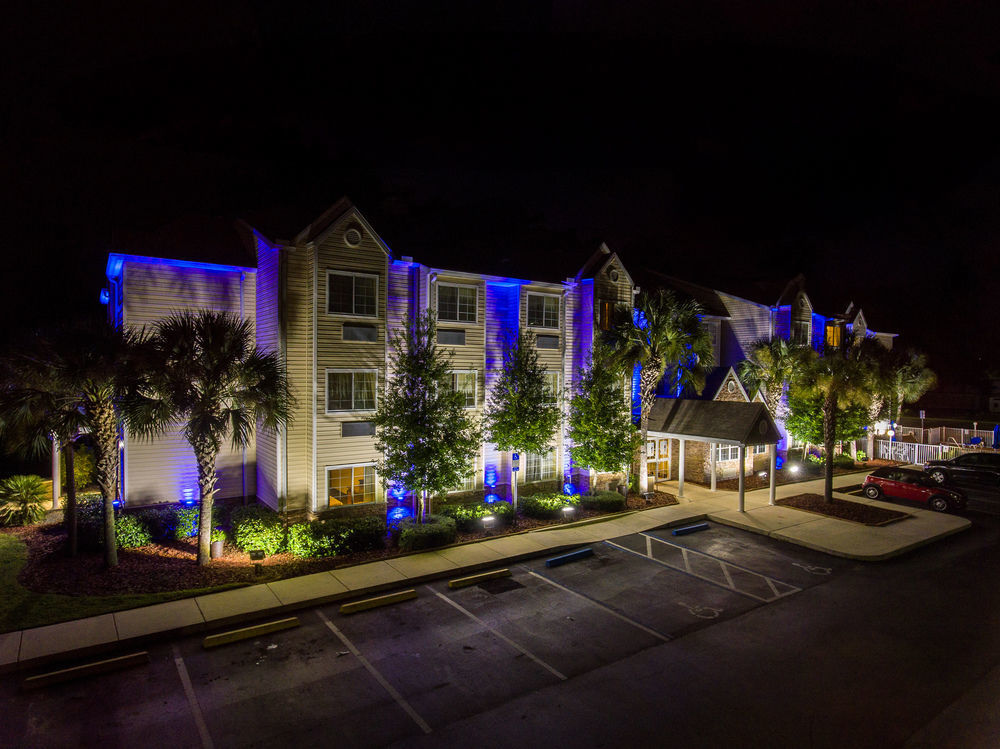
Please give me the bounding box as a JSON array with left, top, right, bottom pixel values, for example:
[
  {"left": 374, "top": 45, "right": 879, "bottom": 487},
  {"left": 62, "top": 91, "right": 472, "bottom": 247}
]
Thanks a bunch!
[
  {"left": 484, "top": 330, "right": 561, "bottom": 511},
  {"left": 125, "top": 311, "right": 291, "bottom": 566},
  {"left": 793, "top": 335, "right": 878, "bottom": 502},
  {"left": 374, "top": 311, "right": 482, "bottom": 521},
  {"left": 0, "top": 474, "right": 48, "bottom": 526},
  {"left": 738, "top": 337, "right": 809, "bottom": 419},
  {"left": 61, "top": 442, "right": 97, "bottom": 491},
  {"left": 568, "top": 344, "right": 640, "bottom": 494},
  {"left": 785, "top": 390, "right": 869, "bottom": 445},
  {"left": 605, "top": 289, "right": 714, "bottom": 492}
]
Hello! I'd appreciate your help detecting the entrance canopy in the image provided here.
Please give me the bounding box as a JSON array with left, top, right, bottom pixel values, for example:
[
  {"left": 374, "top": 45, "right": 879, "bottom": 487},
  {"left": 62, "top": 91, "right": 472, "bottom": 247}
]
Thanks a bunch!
[
  {"left": 646, "top": 398, "right": 781, "bottom": 446},
  {"left": 646, "top": 398, "right": 782, "bottom": 511}
]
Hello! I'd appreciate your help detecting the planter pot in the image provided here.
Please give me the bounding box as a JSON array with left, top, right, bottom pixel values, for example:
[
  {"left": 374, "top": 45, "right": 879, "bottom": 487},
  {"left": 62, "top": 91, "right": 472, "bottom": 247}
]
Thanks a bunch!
[{"left": 210, "top": 540, "right": 224, "bottom": 559}]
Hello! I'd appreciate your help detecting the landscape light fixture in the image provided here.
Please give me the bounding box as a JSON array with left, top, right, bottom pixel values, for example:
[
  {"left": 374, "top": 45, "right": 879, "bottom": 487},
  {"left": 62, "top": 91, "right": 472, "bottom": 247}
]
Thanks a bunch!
[
  {"left": 562, "top": 505, "right": 576, "bottom": 521},
  {"left": 250, "top": 549, "right": 265, "bottom": 575},
  {"left": 482, "top": 515, "right": 496, "bottom": 534},
  {"left": 789, "top": 465, "right": 800, "bottom": 474}
]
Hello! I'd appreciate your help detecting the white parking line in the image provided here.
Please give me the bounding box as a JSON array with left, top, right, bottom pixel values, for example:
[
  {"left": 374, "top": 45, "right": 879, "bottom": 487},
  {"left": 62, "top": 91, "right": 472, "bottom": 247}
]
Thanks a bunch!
[
  {"left": 431, "top": 589, "right": 567, "bottom": 681},
  {"left": 173, "top": 645, "right": 214, "bottom": 749},
  {"left": 316, "top": 610, "right": 432, "bottom": 735},
  {"left": 525, "top": 569, "right": 672, "bottom": 643}
]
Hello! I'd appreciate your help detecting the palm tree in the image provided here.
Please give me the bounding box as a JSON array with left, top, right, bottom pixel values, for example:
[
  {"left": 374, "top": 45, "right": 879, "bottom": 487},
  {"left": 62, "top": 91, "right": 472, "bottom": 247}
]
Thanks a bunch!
[
  {"left": 605, "top": 289, "right": 714, "bottom": 492},
  {"left": 125, "top": 311, "right": 291, "bottom": 566},
  {"left": 793, "top": 334, "right": 879, "bottom": 502},
  {"left": 887, "top": 350, "right": 937, "bottom": 424},
  {"left": 738, "top": 337, "right": 809, "bottom": 419}
]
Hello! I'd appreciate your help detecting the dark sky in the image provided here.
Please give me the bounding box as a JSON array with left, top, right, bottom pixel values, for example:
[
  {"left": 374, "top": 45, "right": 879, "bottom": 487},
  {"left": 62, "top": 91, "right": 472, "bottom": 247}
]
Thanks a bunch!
[{"left": 3, "top": 1, "right": 999, "bottom": 385}]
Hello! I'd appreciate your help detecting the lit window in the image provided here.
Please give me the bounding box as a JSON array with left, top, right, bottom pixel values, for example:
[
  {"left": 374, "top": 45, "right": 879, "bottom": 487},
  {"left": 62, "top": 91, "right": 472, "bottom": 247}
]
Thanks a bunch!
[
  {"left": 328, "top": 271, "right": 377, "bottom": 316},
  {"left": 527, "top": 293, "right": 560, "bottom": 328},
  {"left": 525, "top": 450, "right": 557, "bottom": 482},
  {"left": 598, "top": 299, "right": 614, "bottom": 331},
  {"left": 327, "top": 465, "right": 376, "bottom": 506},
  {"left": 825, "top": 323, "right": 842, "bottom": 349},
  {"left": 447, "top": 370, "right": 477, "bottom": 408},
  {"left": 327, "top": 370, "right": 377, "bottom": 411},
  {"left": 543, "top": 372, "right": 559, "bottom": 404},
  {"left": 437, "top": 284, "right": 477, "bottom": 322}
]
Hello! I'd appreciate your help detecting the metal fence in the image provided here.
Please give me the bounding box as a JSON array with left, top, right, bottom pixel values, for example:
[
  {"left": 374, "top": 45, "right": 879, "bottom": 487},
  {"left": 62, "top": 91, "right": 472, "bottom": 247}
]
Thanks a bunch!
[
  {"left": 894, "top": 427, "right": 997, "bottom": 448},
  {"left": 874, "top": 438, "right": 986, "bottom": 465}
]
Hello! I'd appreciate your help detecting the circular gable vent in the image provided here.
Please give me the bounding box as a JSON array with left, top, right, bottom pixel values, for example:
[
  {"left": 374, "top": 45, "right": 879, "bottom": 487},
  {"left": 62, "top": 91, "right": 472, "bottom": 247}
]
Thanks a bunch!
[
  {"left": 345, "top": 228, "right": 362, "bottom": 247},
  {"left": 608, "top": 268, "right": 619, "bottom": 282},
  {"left": 727, "top": 380, "right": 736, "bottom": 393}
]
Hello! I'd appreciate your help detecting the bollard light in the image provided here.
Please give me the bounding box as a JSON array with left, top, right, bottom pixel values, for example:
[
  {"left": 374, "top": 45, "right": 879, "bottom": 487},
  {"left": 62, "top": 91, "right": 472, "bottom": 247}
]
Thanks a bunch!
[
  {"left": 562, "top": 505, "right": 576, "bottom": 522},
  {"left": 482, "top": 515, "right": 496, "bottom": 534}
]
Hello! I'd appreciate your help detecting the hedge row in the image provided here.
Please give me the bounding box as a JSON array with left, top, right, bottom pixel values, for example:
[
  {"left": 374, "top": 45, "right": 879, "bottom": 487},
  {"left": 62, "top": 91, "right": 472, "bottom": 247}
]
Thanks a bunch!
[
  {"left": 519, "top": 492, "right": 580, "bottom": 519},
  {"left": 398, "top": 515, "right": 456, "bottom": 551},
  {"left": 438, "top": 499, "right": 513, "bottom": 532}
]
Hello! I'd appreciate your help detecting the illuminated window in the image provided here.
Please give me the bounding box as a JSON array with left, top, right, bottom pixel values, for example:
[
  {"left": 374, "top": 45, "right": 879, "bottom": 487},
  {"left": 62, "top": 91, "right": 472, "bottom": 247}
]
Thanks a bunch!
[
  {"left": 437, "top": 284, "right": 477, "bottom": 322},
  {"left": 753, "top": 444, "right": 768, "bottom": 455},
  {"left": 598, "top": 299, "right": 614, "bottom": 331},
  {"left": 527, "top": 293, "right": 560, "bottom": 328},
  {"left": 716, "top": 444, "right": 740, "bottom": 461},
  {"left": 326, "top": 370, "right": 377, "bottom": 411},
  {"left": 327, "top": 271, "right": 377, "bottom": 317},
  {"left": 525, "top": 450, "right": 557, "bottom": 482},
  {"left": 447, "top": 370, "right": 477, "bottom": 408},
  {"left": 327, "top": 465, "right": 376, "bottom": 507},
  {"left": 825, "top": 322, "right": 843, "bottom": 349}
]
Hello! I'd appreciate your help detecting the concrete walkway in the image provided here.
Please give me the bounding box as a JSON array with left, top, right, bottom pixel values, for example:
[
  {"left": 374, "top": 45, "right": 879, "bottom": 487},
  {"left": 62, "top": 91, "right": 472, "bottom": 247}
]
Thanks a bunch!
[{"left": 0, "top": 471, "right": 970, "bottom": 674}]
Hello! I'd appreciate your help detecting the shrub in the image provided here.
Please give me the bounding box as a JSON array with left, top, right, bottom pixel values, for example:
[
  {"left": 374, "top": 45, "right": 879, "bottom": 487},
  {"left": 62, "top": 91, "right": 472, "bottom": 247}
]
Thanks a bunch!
[
  {"left": 173, "top": 507, "right": 200, "bottom": 540},
  {"left": 210, "top": 527, "right": 227, "bottom": 544},
  {"left": 439, "top": 500, "right": 513, "bottom": 532},
  {"left": 231, "top": 505, "right": 285, "bottom": 556},
  {"left": 136, "top": 507, "right": 177, "bottom": 540},
  {"left": 0, "top": 474, "right": 49, "bottom": 527},
  {"left": 286, "top": 516, "right": 385, "bottom": 558},
  {"left": 805, "top": 452, "right": 824, "bottom": 465},
  {"left": 398, "top": 515, "right": 456, "bottom": 551},
  {"left": 77, "top": 495, "right": 105, "bottom": 551},
  {"left": 833, "top": 453, "right": 855, "bottom": 468},
  {"left": 115, "top": 513, "right": 153, "bottom": 548},
  {"left": 856, "top": 450, "right": 868, "bottom": 461},
  {"left": 519, "top": 492, "right": 580, "bottom": 519},
  {"left": 579, "top": 491, "right": 626, "bottom": 513},
  {"left": 61, "top": 443, "right": 97, "bottom": 490}
]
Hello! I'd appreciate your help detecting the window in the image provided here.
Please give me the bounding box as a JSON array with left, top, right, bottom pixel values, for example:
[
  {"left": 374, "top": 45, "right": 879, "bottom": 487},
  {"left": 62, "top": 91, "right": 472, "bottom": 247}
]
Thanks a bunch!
[
  {"left": 716, "top": 444, "right": 740, "bottom": 462},
  {"left": 536, "top": 335, "right": 559, "bottom": 349},
  {"left": 791, "top": 320, "right": 810, "bottom": 344},
  {"left": 525, "top": 450, "right": 557, "bottom": 482},
  {"left": 438, "top": 329, "right": 466, "bottom": 346},
  {"left": 343, "top": 323, "right": 377, "bottom": 342},
  {"left": 598, "top": 299, "right": 614, "bottom": 331},
  {"left": 327, "top": 370, "right": 377, "bottom": 411},
  {"left": 527, "top": 293, "right": 560, "bottom": 328},
  {"left": 437, "top": 284, "right": 477, "bottom": 322},
  {"left": 447, "top": 371, "right": 477, "bottom": 408},
  {"left": 753, "top": 444, "right": 768, "bottom": 455},
  {"left": 543, "top": 372, "right": 559, "bottom": 404},
  {"left": 342, "top": 421, "right": 375, "bottom": 437},
  {"left": 449, "top": 456, "right": 478, "bottom": 493},
  {"left": 327, "top": 465, "right": 375, "bottom": 506},
  {"left": 328, "top": 271, "right": 377, "bottom": 317},
  {"left": 825, "top": 322, "right": 842, "bottom": 349}
]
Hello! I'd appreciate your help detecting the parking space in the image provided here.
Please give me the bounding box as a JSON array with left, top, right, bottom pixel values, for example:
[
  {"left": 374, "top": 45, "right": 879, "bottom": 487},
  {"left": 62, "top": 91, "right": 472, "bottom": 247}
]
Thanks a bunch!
[{"left": 2, "top": 523, "right": 846, "bottom": 748}]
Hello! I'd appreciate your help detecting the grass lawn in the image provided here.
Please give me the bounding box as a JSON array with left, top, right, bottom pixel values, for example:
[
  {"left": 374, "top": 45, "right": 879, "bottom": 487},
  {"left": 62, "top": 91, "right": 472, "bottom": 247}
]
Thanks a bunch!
[{"left": 0, "top": 533, "right": 242, "bottom": 634}]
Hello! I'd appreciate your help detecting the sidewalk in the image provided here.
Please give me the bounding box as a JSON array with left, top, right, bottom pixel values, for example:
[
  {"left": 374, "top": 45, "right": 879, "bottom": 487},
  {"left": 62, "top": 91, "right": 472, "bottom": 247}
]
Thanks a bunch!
[{"left": 0, "top": 472, "right": 970, "bottom": 674}]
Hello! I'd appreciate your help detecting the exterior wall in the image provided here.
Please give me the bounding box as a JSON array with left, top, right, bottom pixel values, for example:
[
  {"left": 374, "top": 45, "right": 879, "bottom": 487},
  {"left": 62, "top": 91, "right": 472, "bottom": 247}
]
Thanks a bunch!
[
  {"left": 255, "top": 236, "right": 281, "bottom": 510},
  {"left": 119, "top": 258, "right": 256, "bottom": 505},
  {"left": 483, "top": 281, "right": 521, "bottom": 496},
  {"left": 282, "top": 245, "right": 314, "bottom": 513},
  {"left": 716, "top": 292, "right": 771, "bottom": 367}
]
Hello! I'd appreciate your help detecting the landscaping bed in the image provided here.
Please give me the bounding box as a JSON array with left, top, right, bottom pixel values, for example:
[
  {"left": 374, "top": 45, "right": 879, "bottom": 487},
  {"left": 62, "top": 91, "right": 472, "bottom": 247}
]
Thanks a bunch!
[
  {"left": 775, "top": 493, "right": 910, "bottom": 526},
  {"left": 5, "top": 489, "right": 678, "bottom": 600}
]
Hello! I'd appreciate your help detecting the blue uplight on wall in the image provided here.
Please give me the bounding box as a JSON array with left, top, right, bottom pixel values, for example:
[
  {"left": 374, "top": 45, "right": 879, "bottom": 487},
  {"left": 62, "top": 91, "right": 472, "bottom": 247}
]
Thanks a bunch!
[
  {"left": 484, "top": 465, "right": 498, "bottom": 488},
  {"left": 563, "top": 482, "right": 576, "bottom": 496},
  {"left": 775, "top": 456, "right": 784, "bottom": 470},
  {"left": 387, "top": 506, "right": 412, "bottom": 523},
  {"left": 631, "top": 362, "right": 642, "bottom": 419},
  {"left": 389, "top": 484, "right": 408, "bottom": 501},
  {"left": 484, "top": 493, "right": 500, "bottom": 505}
]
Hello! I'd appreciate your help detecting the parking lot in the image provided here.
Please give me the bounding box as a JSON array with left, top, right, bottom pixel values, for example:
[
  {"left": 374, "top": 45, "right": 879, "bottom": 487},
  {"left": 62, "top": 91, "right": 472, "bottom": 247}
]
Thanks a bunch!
[{"left": 2, "top": 524, "right": 853, "bottom": 748}]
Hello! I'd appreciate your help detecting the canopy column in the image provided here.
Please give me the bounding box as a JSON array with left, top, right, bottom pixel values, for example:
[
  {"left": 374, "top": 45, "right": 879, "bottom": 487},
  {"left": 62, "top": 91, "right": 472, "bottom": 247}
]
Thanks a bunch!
[
  {"left": 677, "top": 438, "right": 685, "bottom": 499},
  {"left": 769, "top": 444, "right": 777, "bottom": 505},
  {"left": 737, "top": 444, "right": 746, "bottom": 512},
  {"left": 51, "top": 440, "right": 61, "bottom": 510},
  {"left": 709, "top": 442, "right": 717, "bottom": 492}
]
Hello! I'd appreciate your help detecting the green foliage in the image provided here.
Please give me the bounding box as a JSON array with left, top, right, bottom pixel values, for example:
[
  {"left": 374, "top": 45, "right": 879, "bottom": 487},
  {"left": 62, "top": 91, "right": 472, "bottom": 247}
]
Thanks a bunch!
[
  {"left": 805, "top": 452, "right": 824, "bottom": 465},
  {"left": 738, "top": 338, "right": 809, "bottom": 418},
  {"left": 785, "top": 390, "right": 870, "bottom": 445},
  {"left": 231, "top": 505, "right": 285, "bottom": 556},
  {"left": 484, "top": 330, "right": 561, "bottom": 456},
  {"left": 856, "top": 450, "right": 868, "bottom": 461},
  {"left": 398, "top": 514, "right": 457, "bottom": 551},
  {"left": 579, "top": 490, "right": 627, "bottom": 513},
  {"left": 135, "top": 507, "right": 177, "bottom": 540},
  {"left": 174, "top": 507, "right": 200, "bottom": 539},
  {"left": 286, "top": 516, "right": 386, "bottom": 558},
  {"left": 0, "top": 475, "right": 49, "bottom": 527},
  {"left": 77, "top": 495, "right": 105, "bottom": 551},
  {"left": 833, "top": 453, "right": 856, "bottom": 468},
  {"left": 568, "top": 345, "right": 640, "bottom": 476},
  {"left": 60, "top": 443, "right": 97, "bottom": 490},
  {"left": 210, "top": 527, "right": 227, "bottom": 544},
  {"left": 374, "top": 310, "right": 483, "bottom": 502},
  {"left": 520, "top": 492, "right": 580, "bottom": 519},
  {"left": 438, "top": 499, "right": 513, "bottom": 532},
  {"left": 115, "top": 513, "right": 153, "bottom": 548}
]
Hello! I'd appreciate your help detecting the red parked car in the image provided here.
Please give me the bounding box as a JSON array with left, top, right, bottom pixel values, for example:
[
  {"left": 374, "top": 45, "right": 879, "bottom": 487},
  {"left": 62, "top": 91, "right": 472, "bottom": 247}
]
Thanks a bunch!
[{"left": 862, "top": 467, "right": 966, "bottom": 512}]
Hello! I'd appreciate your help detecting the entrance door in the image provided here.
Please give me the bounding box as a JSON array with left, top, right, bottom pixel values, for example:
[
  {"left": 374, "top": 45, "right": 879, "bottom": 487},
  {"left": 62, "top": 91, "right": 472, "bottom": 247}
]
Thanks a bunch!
[{"left": 646, "top": 438, "right": 671, "bottom": 488}]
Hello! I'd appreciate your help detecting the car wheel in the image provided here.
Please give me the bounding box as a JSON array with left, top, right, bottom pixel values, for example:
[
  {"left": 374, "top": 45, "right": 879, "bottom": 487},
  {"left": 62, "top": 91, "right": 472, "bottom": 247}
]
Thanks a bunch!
[
  {"left": 930, "top": 496, "right": 950, "bottom": 512},
  {"left": 929, "top": 469, "right": 948, "bottom": 484},
  {"left": 864, "top": 485, "right": 882, "bottom": 499}
]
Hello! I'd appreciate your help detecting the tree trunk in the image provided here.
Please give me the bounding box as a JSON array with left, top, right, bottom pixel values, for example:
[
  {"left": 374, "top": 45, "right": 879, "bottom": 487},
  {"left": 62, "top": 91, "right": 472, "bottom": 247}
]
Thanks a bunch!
[
  {"left": 93, "top": 401, "right": 119, "bottom": 568},
  {"left": 193, "top": 438, "right": 219, "bottom": 566},
  {"left": 64, "top": 440, "right": 77, "bottom": 557},
  {"left": 823, "top": 391, "right": 837, "bottom": 503}
]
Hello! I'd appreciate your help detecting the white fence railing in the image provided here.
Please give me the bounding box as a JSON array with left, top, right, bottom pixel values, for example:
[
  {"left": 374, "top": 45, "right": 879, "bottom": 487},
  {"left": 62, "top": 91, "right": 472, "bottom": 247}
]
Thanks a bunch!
[
  {"left": 874, "top": 438, "right": 990, "bottom": 465},
  {"left": 893, "top": 427, "right": 997, "bottom": 448}
]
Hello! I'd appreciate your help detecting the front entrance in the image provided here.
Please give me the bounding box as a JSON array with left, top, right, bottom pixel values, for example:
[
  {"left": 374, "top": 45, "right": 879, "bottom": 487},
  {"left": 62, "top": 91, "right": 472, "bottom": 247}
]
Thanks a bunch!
[{"left": 646, "top": 438, "right": 671, "bottom": 490}]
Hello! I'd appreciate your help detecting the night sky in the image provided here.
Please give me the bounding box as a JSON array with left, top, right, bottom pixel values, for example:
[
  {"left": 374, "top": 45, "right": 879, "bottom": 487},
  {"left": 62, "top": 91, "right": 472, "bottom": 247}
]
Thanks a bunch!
[{"left": 3, "top": 1, "right": 999, "bottom": 386}]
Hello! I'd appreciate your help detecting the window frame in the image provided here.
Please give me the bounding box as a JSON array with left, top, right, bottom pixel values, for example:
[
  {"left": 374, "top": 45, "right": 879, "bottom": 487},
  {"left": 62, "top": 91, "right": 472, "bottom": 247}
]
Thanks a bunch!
[
  {"left": 448, "top": 455, "right": 479, "bottom": 493},
  {"left": 326, "top": 368, "right": 378, "bottom": 412},
  {"left": 447, "top": 370, "right": 478, "bottom": 409},
  {"left": 326, "top": 270, "right": 379, "bottom": 318},
  {"left": 525, "top": 450, "right": 557, "bottom": 483},
  {"left": 543, "top": 371, "right": 559, "bottom": 405},
  {"left": 716, "top": 444, "right": 741, "bottom": 462},
  {"left": 526, "top": 292, "right": 561, "bottom": 329},
  {"left": 436, "top": 282, "right": 478, "bottom": 323},
  {"left": 325, "top": 463, "right": 377, "bottom": 507}
]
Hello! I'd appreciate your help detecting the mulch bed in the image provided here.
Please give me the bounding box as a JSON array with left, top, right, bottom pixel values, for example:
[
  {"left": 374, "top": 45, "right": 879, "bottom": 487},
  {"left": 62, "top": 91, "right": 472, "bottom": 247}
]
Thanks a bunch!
[
  {"left": 775, "top": 493, "right": 910, "bottom": 526},
  {"left": 8, "top": 490, "right": 679, "bottom": 598}
]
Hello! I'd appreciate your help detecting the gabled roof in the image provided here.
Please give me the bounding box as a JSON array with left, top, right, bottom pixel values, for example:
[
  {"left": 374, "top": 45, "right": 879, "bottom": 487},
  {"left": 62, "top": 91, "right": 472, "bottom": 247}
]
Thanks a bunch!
[
  {"left": 711, "top": 367, "right": 751, "bottom": 402},
  {"left": 646, "top": 398, "right": 781, "bottom": 446},
  {"left": 575, "top": 243, "right": 634, "bottom": 287},
  {"left": 774, "top": 274, "right": 811, "bottom": 308},
  {"left": 291, "top": 198, "right": 392, "bottom": 257}
]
